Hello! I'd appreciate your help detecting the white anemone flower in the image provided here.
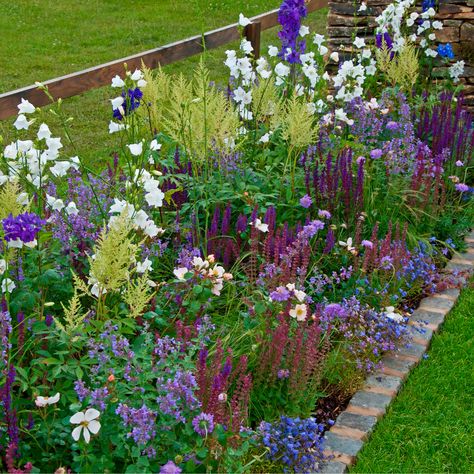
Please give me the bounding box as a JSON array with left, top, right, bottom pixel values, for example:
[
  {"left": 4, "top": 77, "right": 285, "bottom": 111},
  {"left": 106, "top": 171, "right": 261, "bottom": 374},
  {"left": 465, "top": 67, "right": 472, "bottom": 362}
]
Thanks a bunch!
[
  {"left": 289, "top": 304, "right": 307, "bottom": 322},
  {"left": 70, "top": 408, "right": 101, "bottom": 444},
  {"left": 173, "top": 267, "right": 189, "bottom": 280},
  {"left": 339, "top": 237, "right": 355, "bottom": 252},
  {"left": 35, "top": 392, "right": 60, "bottom": 407}
]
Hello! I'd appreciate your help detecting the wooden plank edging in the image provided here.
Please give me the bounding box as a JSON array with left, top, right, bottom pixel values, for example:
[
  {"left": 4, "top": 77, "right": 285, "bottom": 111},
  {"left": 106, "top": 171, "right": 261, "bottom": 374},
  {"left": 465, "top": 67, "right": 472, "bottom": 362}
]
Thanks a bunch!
[{"left": 0, "top": 0, "right": 328, "bottom": 120}]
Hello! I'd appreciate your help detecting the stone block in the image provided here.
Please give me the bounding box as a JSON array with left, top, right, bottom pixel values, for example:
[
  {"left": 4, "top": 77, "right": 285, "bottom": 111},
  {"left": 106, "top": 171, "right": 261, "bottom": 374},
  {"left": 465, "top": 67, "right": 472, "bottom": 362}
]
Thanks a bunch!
[
  {"left": 365, "top": 374, "right": 402, "bottom": 396},
  {"left": 397, "top": 342, "right": 426, "bottom": 361},
  {"left": 381, "top": 353, "right": 417, "bottom": 378},
  {"left": 436, "top": 27, "right": 461, "bottom": 43},
  {"left": 319, "top": 461, "right": 348, "bottom": 474},
  {"left": 349, "top": 390, "right": 392, "bottom": 413},
  {"left": 324, "top": 432, "right": 364, "bottom": 463},
  {"left": 410, "top": 309, "right": 445, "bottom": 329},
  {"left": 335, "top": 411, "right": 378, "bottom": 434},
  {"left": 461, "top": 22, "right": 474, "bottom": 40},
  {"left": 419, "top": 296, "right": 455, "bottom": 312}
]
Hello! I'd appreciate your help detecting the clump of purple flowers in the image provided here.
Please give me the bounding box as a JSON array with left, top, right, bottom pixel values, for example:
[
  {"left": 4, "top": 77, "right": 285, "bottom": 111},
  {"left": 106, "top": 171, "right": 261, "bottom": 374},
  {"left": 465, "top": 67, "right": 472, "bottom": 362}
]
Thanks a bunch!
[
  {"left": 320, "top": 297, "right": 409, "bottom": 373},
  {"left": 259, "top": 416, "right": 328, "bottom": 473},
  {"left": 2, "top": 212, "right": 45, "bottom": 244},
  {"left": 277, "top": 0, "right": 307, "bottom": 64},
  {"left": 116, "top": 403, "right": 157, "bottom": 446},
  {"left": 113, "top": 87, "right": 143, "bottom": 120}
]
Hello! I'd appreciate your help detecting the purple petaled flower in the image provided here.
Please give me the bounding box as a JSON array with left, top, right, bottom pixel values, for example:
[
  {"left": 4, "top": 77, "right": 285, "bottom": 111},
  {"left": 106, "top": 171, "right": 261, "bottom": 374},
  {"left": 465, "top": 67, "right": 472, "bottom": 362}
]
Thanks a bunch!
[
  {"left": 113, "top": 88, "right": 143, "bottom": 120},
  {"left": 278, "top": 0, "right": 307, "bottom": 64},
  {"left": 455, "top": 183, "right": 469, "bottom": 192},
  {"left": 270, "top": 286, "right": 291, "bottom": 302},
  {"left": 386, "top": 121, "right": 399, "bottom": 131},
  {"left": 361, "top": 240, "right": 374, "bottom": 249},
  {"left": 370, "top": 149, "right": 383, "bottom": 160},
  {"left": 277, "top": 369, "right": 290, "bottom": 379},
  {"left": 318, "top": 210, "right": 331, "bottom": 219},
  {"left": 45, "top": 314, "right": 54, "bottom": 327},
  {"left": 160, "top": 461, "right": 182, "bottom": 474},
  {"left": 192, "top": 412, "right": 215, "bottom": 437},
  {"left": 455, "top": 160, "right": 464, "bottom": 167},
  {"left": 299, "top": 194, "right": 313, "bottom": 209},
  {"left": 2, "top": 212, "right": 45, "bottom": 244}
]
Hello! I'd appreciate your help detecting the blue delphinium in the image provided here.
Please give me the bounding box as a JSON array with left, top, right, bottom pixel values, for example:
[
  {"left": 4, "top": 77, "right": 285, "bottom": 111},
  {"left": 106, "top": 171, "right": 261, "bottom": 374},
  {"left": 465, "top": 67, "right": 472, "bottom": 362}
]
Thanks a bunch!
[
  {"left": 113, "top": 87, "right": 143, "bottom": 120},
  {"left": 422, "top": 0, "right": 436, "bottom": 12},
  {"left": 277, "top": 0, "right": 307, "bottom": 64},
  {"left": 259, "top": 416, "right": 328, "bottom": 473},
  {"left": 437, "top": 43, "right": 455, "bottom": 59},
  {"left": 2, "top": 212, "right": 45, "bottom": 245}
]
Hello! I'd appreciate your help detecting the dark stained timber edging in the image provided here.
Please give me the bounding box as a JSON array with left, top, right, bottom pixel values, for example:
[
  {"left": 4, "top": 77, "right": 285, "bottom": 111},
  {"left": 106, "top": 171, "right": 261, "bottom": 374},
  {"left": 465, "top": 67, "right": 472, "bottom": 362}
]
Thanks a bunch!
[
  {"left": 0, "top": 0, "right": 328, "bottom": 120},
  {"left": 319, "top": 229, "right": 474, "bottom": 473}
]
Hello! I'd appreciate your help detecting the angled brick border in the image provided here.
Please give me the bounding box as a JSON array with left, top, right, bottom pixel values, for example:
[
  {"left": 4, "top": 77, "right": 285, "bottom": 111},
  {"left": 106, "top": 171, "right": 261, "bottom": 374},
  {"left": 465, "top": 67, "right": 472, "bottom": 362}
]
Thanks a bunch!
[{"left": 320, "top": 230, "right": 474, "bottom": 473}]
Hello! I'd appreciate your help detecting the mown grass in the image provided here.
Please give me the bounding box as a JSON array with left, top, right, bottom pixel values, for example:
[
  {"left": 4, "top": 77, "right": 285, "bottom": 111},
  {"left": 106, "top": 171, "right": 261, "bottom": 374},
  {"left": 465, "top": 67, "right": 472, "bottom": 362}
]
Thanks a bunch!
[
  {"left": 0, "top": 0, "right": 327, "bottom": 166},
  {"left": 352, "top": 282, "right": 474, "bottom": 473}
]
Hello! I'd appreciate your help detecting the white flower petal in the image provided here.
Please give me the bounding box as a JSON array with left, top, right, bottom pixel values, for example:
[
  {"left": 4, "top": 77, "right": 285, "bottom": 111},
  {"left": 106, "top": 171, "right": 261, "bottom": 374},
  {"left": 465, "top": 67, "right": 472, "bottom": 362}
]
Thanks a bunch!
[
  {"left": 84, "top": 408, "right": 100, "bottom": 421},
  {"left": 70, "top": 412, "right": 85, "bottom": 424},
  {"left": 72, "top": 425, "right": 83, "bottom": 441},
  {"left": 87, "top": 420, "right": 101, "bottom": 435},
  {"left": 83, "top": 427, "right": 91, "bottom": 444}
]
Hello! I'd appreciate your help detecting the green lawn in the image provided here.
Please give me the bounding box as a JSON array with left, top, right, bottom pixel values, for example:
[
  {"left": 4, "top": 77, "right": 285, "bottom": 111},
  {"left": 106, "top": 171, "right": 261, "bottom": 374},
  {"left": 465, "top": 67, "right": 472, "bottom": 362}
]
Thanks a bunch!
[
  {"left": 0, "top": 0, "right": 327, "bottom": 165},
  {"left": 351, "top": 283, "right": 474, "bottom": 473}
]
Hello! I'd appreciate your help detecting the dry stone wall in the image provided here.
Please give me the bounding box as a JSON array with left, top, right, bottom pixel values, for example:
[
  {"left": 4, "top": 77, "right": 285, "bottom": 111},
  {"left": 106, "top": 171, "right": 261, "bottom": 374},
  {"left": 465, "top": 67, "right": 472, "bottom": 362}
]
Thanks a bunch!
[{"left": 326, "top": 0, "right": 474, "bottom": 108}]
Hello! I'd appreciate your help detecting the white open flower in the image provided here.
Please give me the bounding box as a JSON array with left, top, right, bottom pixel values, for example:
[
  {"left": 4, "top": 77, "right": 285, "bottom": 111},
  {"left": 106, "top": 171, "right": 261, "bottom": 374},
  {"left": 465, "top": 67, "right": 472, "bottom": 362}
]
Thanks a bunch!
[
  {"left": 111, "top": 75, "right": 125, "bottom": 88},
  {"left": 35, "top": 392, "right": 60, "bottom": 407},
  {"left": 173, "top": 267, "right": 189, "bottom": 280},
  {"left": 289, "top": 304, "right": 307, "bottom": 322},
  {"left": 353, "top": 37, "right": 366, "bottom": 49},
  {"left": 150, "top": 139, "right": 162, "bottom": 151},
  {"left": 2, "top": 278, "right": 16, "bottom": 294},
  {"left": 339, "top": 237, "right": 355, "bottom": 251},
  {"left": 137, "top": 258, "right": 153, "bottom": 274},
  {"left": 127, "top": 142, "right": 143, "bottom": 156},
  {"left": 70, "top": 408, "right": 101, "bottom": 444},
  {"left": 18, "top": 98, "right": 36, "bottom": 114},
  {"left": 14, "top": 114, "right": 33, "bottom": 131},
  {"left": 37, "top": 123, "right": 52, "bottom": 140},
  {"left": 238, "top": 13, "right": 251, "bottom": 27},
  {"left": 253, "top": 218, "right": 269, "bottom": 233}
]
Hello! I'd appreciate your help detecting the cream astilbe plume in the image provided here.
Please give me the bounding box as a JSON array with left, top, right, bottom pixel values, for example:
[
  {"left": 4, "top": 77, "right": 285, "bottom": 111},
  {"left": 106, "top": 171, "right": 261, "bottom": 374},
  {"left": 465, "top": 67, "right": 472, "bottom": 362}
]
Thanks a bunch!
[
  {"left": 123, "top": 273, "right": 154, "bottom": 319},
  {"left": 0, "top": 181, "right": 28, "bottom": 219},
  {"left": 163, "top": 62, "right": 240, "bottom": 167},
  {"left": 376, "top": 40, "right": 419, "bottom": 93},
  {"left": 56, "top": 274, "right": 89, "bottom": 336},
  {"left": 251, "top": 78, "right": 283, "bottom": 124},
  {"left": 88, "top": 214, "right": 138, "bottom": 295},
  {"left": 138, "top": 64, "right": 171, "bottom": 132},
  {"left": 280, "top": 93, "right": 319, "bottom": 149}
]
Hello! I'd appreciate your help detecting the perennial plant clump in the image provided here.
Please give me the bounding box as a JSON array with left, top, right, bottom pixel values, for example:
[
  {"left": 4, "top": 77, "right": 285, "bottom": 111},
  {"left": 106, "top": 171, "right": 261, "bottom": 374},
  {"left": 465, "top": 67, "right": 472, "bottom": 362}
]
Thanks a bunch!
[{"left": 0, "top": 0, "right": 472, "bottom": 472}]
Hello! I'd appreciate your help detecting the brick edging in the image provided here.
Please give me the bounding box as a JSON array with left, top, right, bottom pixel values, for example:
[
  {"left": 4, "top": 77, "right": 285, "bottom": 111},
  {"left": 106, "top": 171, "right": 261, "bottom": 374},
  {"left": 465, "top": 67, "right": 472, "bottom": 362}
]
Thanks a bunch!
[{"left": 320, "top": 230, "right": 474, "bottom": 473}]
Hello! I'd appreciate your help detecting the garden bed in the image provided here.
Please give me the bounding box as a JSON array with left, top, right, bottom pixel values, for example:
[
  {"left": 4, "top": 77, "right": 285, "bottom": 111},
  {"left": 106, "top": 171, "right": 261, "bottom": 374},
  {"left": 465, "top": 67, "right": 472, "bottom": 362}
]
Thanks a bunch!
[{"left": 0, "top": 0, "right": 473, "bottom": 473}]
